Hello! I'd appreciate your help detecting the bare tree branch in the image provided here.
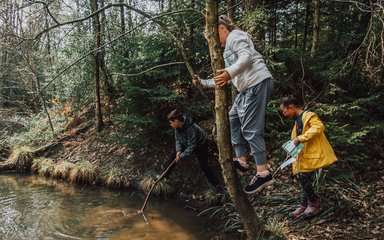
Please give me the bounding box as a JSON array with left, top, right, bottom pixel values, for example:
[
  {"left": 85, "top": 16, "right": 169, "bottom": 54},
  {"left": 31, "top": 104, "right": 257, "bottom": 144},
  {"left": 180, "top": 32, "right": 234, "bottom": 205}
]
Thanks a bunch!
[
  {"left": 112, "top": 62, "right": 185, "bottom": 77},
  {"left": 33, "top": 4, "right": 203, "bottom": 40},
  {"left": 31, "top": 10, "right": 196, "bottom": 102},
  {"left": 24, "top": 0, "right": 60, "bottom": 24}
]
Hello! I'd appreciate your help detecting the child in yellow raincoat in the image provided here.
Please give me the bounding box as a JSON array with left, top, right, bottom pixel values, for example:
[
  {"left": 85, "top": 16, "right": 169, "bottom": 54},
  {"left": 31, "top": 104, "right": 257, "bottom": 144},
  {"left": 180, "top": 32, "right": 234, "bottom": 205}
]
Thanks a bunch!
[{"left": 280, "top": 96, "right": 337, "bottom": 218}]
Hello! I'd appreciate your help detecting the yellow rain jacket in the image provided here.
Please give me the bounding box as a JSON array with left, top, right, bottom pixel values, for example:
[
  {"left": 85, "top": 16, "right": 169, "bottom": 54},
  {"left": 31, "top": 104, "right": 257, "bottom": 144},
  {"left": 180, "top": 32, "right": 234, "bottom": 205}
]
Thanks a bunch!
[{"left": 291, "top": 111, "right": 337, "bottom": 174}]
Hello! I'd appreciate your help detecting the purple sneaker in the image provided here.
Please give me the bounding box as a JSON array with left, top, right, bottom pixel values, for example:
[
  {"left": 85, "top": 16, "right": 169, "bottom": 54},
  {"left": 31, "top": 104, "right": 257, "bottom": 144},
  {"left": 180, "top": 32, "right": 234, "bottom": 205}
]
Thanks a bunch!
[
  {"left": 303, "top": 202, "right": 322, "bottom": 218},
  {"left": 289, "top": 205, "right": 307, "bottom": 219}
]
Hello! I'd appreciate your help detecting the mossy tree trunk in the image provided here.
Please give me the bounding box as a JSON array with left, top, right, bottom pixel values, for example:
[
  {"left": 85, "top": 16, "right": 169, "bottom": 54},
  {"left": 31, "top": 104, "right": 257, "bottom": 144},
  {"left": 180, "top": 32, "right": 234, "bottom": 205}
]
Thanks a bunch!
[
  {"left": 205, "top": 0, "right": 265, "bottom": 239},
  {"left": 90, "top": 0, "right": 104, "bottom": 132}
]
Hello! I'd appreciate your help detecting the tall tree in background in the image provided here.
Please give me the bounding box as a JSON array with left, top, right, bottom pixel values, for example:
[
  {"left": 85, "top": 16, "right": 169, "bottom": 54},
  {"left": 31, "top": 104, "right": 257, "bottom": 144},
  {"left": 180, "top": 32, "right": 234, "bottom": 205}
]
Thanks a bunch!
[
  {"left": 90, "top": 0, "right": 104, "bottom": 132},
  {"left": 205, "top": 0, "right": 266, "bottom": 239},
  {"left": 244, "top": 0, "right": 265, "bottom": 46},
  {"left": 243, "top": 0, "right": 260, "bottom": 11},
  {"left": 311, "top": 0, "right": 320, "bottom": 57},
  {"left": 99, "top": 0, "right": 115, "bottom": 101},
  {"left": 119, "top": 0, "right": 126, "bottom": 34},
  {"left": 303, "top": 0, "right": 311, "bottom": 51}
]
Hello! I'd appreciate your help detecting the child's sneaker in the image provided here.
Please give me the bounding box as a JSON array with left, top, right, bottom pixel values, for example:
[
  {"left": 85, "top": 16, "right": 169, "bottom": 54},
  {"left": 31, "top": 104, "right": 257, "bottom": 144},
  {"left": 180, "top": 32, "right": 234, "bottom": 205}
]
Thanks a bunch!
[
  {"left": 243, "top": 173, "right": 274, "bottom": 194},
  {"left": 288, "top": 205, "right": 307, "bottom": 219},
  {"left": 303, "top": 202, "right": 322, "bottom": 218},
  {"left": 233, "top": 158, "right": 249, "bottom": 173}
]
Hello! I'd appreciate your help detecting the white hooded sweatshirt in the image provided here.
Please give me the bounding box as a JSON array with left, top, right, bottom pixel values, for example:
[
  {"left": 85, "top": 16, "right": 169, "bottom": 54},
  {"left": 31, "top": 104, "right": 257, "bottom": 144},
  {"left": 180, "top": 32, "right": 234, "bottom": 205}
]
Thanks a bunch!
[{"left": 201, "top": 29, "right": 272, "bottom": 93}]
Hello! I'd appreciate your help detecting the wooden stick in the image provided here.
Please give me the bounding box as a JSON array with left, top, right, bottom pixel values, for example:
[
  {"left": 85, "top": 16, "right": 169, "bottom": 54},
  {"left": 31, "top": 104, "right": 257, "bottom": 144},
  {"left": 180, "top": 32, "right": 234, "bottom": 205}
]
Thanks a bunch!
[{"left": 139, "top": 158, "right": 177, "bottom": 213}]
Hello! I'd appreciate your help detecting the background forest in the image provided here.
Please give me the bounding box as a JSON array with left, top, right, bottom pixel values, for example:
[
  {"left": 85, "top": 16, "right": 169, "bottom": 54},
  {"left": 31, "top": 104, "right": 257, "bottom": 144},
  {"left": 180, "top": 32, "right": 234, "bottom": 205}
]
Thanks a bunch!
[{"left": 0, "top": 0, "right": 383, "bottom": 239}]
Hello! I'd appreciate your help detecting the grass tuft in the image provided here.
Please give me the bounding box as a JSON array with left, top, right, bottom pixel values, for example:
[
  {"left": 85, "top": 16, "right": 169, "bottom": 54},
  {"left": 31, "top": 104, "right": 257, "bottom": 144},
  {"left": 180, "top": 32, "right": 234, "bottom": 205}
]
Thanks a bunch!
[
  {"left": 38, "top": 158, "right": 55, "bottom": 177},
  {"left": 52, "top": 161, "right": 75, "bottom": 179},
  {"left": 31, "top": 157, "right": 45, "bottom": 174},
  {"left": 265, "top": 216, "right": 288, "bottom": 240},
  {"left": 31, "top": 158, "right": 55, "bottom": 177},
  {"left": 8, "top": 146, "right": 34, "bottom": 173},
  {"left": 203, "top": 187, "right": 229, "bottom": 205},
  {"left": 68, "top": 160, "right": 99, "bottom": 185},
  {"left": 139, "top": 171, "right": 174, "bottom": 197},
  {"left": 101, "top": 167, "right": 131, "bottom": 189}
]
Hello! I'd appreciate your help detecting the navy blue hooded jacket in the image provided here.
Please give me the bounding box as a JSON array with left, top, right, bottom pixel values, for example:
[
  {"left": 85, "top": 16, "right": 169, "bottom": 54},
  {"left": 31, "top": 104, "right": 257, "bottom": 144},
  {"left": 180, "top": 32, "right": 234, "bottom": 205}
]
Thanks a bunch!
[{"left": 175, "top": 115, "right": 207, "bottom": 160}]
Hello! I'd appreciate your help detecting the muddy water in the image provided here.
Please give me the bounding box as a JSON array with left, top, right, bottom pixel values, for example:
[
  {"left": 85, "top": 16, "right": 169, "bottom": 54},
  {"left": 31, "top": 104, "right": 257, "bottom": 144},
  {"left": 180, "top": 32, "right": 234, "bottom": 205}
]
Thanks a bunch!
[{"left": 0, "top": 174, "right": 220, "bottom": 240}]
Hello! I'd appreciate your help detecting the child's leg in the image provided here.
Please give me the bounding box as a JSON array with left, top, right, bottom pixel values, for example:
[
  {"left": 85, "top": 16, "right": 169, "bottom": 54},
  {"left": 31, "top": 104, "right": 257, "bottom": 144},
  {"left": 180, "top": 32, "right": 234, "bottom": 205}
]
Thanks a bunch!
[
  {"left": 229, "top": 103, "right": 247, "bottom": 160},
  {"left": 238, "top": 78, "right": 273, "bottom": 171},
  {"left": 195, "top": 142, "right": 220, "bottom": 188},
  {"left": 288, "top": 174, "right": 309, "bottom": 218},
  {"left": 298, "top": 172, "right": 322, "bottom": 218},
  {"left": 298, "top": 172, "right": 318, "bottom": 204},
  {"left": 229, "top": 102, "right": 249, "bottom": 172},
  {"left": 241, "top": 80, "right": 275, "bottom": 194}
]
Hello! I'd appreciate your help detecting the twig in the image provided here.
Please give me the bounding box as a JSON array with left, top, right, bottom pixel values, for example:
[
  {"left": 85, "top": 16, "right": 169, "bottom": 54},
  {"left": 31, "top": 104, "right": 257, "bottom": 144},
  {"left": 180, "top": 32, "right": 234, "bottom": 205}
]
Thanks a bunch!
[
  {"left": 33, "top": 4, "right": 202, "bottom": 40},
  {"left": 139, "top": 158, "right": 177, "bottom": 213},
  {"left": 112, "top": 62, "right": 185, "bottom": 77}
]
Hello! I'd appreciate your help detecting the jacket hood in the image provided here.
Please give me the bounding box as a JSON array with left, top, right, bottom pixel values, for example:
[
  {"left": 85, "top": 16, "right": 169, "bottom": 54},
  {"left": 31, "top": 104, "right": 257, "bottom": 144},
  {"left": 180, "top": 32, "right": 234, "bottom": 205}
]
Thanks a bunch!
[
  {"left": 229, "top": 29, "right": 252, "bottom": 41},
  {"left": 180, "top": 115, "right": 193, "bottom": 130}
]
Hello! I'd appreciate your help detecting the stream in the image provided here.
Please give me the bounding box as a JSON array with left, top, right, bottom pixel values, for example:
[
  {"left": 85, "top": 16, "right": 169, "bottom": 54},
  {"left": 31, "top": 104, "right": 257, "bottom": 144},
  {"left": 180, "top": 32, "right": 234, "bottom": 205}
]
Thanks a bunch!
[{"left": 0, "top": 173, "right": 222, "bottom": 240}]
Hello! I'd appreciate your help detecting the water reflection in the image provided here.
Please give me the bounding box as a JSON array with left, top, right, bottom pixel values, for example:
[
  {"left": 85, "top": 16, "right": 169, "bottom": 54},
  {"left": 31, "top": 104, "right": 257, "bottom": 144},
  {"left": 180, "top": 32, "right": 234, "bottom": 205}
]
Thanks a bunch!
[{"left": 0, "top": 174, "right": 218, "bottom": 239}]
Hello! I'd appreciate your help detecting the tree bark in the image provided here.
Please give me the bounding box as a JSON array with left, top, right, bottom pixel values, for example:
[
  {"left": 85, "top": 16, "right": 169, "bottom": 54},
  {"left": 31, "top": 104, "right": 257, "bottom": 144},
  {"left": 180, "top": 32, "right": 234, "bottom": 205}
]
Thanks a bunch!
[
  {"left": 90, "top": 0, "right": 104, "bottom": 132},
  {"left": 303, "top": 0, "right": 311, "bottom": 51},
  {"left": 227, "top": 0, "right": 235, "bottom": 18},
  {"left": 294, "top": 0, "right": 299, "bottom": 49},
  {"left": 227, "top": 0, "right": 238, "bottom": 104},
  {"left": 311, "top": 0, "right": 320, "bottom": 57},
  {"left": 205, "top": 0, "right": 265, "bottom": 239},
  {"left": 119, "top": 0, "right": 126, "bottom": 34},
  {"left": 100, "top": 0, "right": 116, "bottom": 101}
]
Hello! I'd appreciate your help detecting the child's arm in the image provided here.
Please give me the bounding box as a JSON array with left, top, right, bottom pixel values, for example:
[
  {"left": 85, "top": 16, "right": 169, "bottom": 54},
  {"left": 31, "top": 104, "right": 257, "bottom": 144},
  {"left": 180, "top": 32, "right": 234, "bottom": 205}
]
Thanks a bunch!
[
  {"left": 193, "top": 75, "right": 216, "bottom": 88},
  {"left": 200, "top": 78, "right": 216, "bottom": 88},
  {"left": 297, "top": 114, "right": 325, "bottom": 143}
]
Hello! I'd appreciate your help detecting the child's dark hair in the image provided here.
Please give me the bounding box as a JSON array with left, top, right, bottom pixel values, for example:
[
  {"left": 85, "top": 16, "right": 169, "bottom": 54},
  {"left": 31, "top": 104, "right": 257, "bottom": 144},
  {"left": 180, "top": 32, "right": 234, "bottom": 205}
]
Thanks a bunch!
[
  {"left": 281, "top": 96, "right": 302, "bottom": 108},
  {"left": 167, "top": 109, "right": 184, "bottom": 122}
]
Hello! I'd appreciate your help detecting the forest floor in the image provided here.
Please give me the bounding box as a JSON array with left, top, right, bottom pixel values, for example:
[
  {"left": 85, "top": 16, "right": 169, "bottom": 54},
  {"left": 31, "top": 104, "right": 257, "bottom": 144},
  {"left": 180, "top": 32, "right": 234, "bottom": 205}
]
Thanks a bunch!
[{"left": 3, "top": 121, "right": 383, "bottom": 240}]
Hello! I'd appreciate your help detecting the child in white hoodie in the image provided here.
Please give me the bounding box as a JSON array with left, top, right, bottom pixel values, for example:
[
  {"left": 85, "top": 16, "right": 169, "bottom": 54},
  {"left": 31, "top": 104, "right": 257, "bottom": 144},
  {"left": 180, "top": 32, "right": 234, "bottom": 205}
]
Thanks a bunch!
[{"left": 195, "top": 15, "right": 274, "bottom": 194}]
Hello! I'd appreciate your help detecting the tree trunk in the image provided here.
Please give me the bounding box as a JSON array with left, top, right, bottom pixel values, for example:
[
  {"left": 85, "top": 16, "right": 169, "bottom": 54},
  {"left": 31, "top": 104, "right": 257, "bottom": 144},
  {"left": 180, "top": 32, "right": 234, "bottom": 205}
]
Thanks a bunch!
[
  {"left": 90, "top": 0, "right": 104, "bottom": 132},
  {"left": 272, "top": 2, "right": 277, "bottom": 46},
  {"left": 227, "top": 0, "right": 238, "bottom": 104},
  {"left": 294, "top": 0, "right": 299, "bottom": 49},
  {"left": 119, "top": 0, "right": 125, "bottom": 34},
  {"left": 100, "top": 0, "right": 115, "bottom": 101},
  {"left": 32, "top": 69, "right": 55, "bottom": 136},
  {"left": 205, "top": 0, "right": 265, "bottom": 239},
  {"left": 311, "top": 0, "right": 320, "bottom": 57},
  {"left": 243, "top": 0, "right": 259, "bottom": 11},
  {"left": 227, "top": 0, "right": 235, "bottom": 18},
  {"left": 303, "top": 0, "right": 311, "bottom": 51}
]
